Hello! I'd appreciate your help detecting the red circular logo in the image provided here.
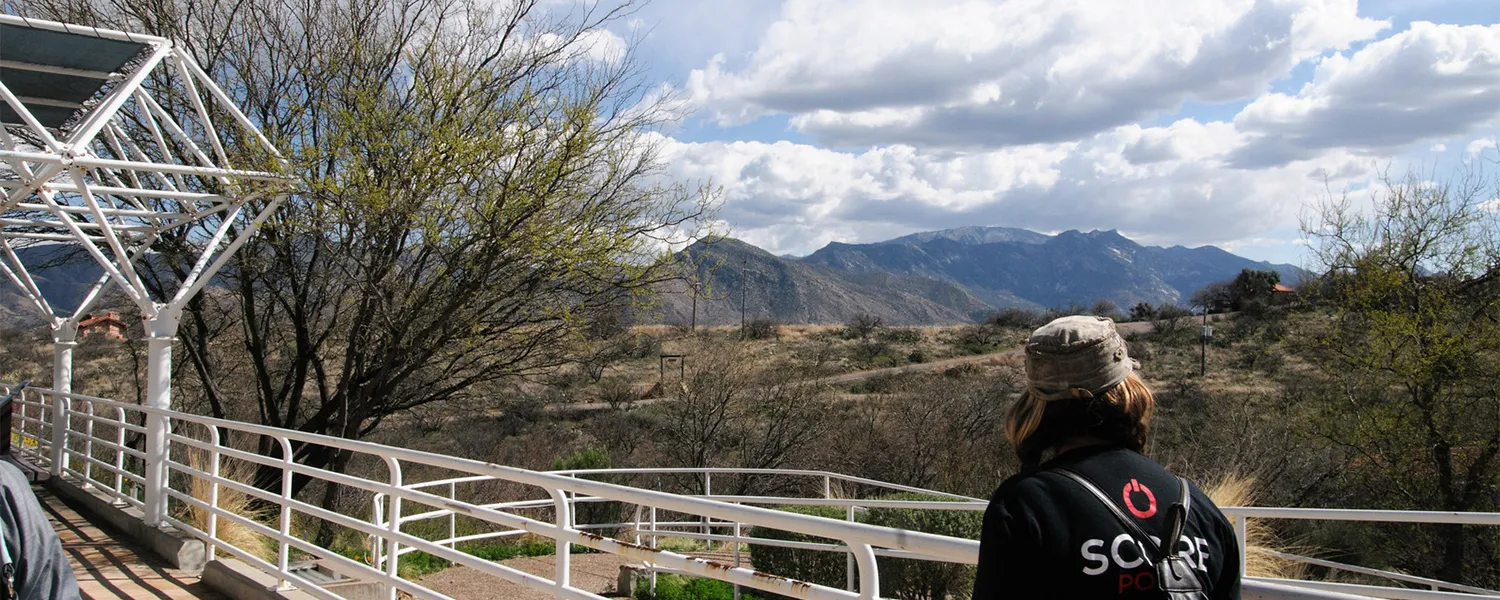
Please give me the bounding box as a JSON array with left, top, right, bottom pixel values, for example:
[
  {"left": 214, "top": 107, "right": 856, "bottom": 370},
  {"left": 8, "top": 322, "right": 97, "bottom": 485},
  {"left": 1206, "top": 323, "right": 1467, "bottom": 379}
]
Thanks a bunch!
[{"left": 1122, "top": 479, "right": 1157, "bottom": 518}]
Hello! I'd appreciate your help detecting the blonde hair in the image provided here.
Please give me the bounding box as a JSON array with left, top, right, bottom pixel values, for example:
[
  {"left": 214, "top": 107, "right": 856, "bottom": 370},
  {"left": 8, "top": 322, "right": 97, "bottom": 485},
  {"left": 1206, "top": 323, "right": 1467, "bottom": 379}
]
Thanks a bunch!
[{"left": 1005, "top": 372, "right": 1155, "bottom": 467}]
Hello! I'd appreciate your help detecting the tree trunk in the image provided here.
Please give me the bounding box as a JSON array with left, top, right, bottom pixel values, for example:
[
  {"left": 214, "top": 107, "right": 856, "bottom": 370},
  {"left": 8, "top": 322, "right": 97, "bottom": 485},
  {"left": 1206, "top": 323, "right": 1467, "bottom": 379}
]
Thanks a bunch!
[{"left": 1439, "top": 523, "right": 1467, "bottom": 584}]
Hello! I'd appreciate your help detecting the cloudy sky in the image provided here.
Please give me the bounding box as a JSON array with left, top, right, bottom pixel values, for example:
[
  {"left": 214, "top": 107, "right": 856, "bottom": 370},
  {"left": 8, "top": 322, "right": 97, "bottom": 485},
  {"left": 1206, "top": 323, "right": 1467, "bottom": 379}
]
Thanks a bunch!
[{"left": 598, "top": 0, "right": 1500, "bottom": 265}]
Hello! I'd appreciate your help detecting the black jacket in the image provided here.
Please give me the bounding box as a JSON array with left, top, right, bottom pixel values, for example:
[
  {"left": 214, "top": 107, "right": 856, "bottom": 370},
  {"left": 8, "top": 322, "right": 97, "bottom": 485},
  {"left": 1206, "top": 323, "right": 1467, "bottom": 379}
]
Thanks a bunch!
[{"left": 973, "top": 446, "right": 1241, "bottom": 599}]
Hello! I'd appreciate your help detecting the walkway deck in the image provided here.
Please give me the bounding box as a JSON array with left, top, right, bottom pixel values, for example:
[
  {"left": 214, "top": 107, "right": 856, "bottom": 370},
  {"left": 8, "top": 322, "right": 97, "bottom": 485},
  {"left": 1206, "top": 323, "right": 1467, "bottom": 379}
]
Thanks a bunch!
[{"left": 38, "top": 484, "right": 223, "bottom": 599}]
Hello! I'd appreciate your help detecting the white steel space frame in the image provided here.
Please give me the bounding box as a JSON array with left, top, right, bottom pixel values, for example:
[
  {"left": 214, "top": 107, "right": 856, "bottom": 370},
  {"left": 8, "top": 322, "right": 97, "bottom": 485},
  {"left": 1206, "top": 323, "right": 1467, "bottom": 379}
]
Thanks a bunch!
[{"left": 0, "top": 15, "right": 292, "bottom": 526}]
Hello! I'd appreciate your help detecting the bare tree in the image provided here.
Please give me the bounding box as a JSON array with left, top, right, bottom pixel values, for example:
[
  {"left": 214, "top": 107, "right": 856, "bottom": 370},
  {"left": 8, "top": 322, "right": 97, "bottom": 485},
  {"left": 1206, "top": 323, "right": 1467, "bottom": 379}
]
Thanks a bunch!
[
  {"left": 1297, "top": 166, "right": 1500, "bottom": 585},
  {"left": 18, "top": 0, "right": 716, "bottom": 505}
]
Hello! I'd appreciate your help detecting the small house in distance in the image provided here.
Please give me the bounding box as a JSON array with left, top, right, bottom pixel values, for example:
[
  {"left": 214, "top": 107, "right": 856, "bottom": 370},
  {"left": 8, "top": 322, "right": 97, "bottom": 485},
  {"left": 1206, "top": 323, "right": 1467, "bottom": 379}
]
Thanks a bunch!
[
  {"left": 1271, "top": 283, "right": 1298, "bottom": 306},
  {"left": 79, "top": 312, "right": 127, "bottom": 341}
]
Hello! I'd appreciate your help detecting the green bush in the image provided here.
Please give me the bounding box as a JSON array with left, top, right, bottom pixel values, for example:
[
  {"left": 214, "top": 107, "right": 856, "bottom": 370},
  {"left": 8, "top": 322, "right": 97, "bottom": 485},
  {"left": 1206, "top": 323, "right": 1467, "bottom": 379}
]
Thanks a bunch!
[
  {"left": 398, "top": 540, "right": 558, "bottom": 579},
  {"left": 907, "top": 349, "right": 928, "bottom": 364},
  {"left": 635, "top": 574, "right": 771, "bottom": 600},
  {"left": 849, "top": 340, "right": 900, "bottom": 368},
  {"left": 554, "top": 448, "right": 623, "bottom": 538},
  {"left": 863, "top": 493, "right": 983, "bottom": 600},
  {"left": 877, "top": 327, "right": 923, "bottom": 344},
  {"left": 750, "top": 496, "right": 981, "bottom": 599},
  {"left": 749, "top": 505, "right": 850, "bottom": 590}
]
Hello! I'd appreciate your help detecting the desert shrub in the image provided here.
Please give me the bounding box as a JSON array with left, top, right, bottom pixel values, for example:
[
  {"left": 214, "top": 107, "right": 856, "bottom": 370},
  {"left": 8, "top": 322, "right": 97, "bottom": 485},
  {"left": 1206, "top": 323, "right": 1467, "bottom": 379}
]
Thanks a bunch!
[
  {"left": 907, "top": 349, "right": 928, "bottom": 364},
  {"left": 842, "top": 314, "right": 885, "bottom": 340},
  {"left": 943, "top": 363, "right": 983, "bottom": 379},
  {"left": 598, "top": 376, "right": 640, "bottom": 410},
  {"left": 1128, "top": 302, "right": 1157, "bottom": 322},
  {"left": 1233, "top": 343, "right": 1285, "bottom": 374},
  {"left": 864, "top": 493, "right": 983, "bottom": 600},
  {"left": 1088, "top": 299, "right": 1125, "bottom": 322},
  {"left": 177, "top": 448, "right": 276, "bottom": 564},
  {"left": 954, "top": 325, "right": 1004, "bottom": 354},
  {"left": 849, "top": 372, "right": 904, "bottom": 394},
  {"left": 626, "top": 332, "right": 663, "bottom": 359},
  {"left": 743, "top": 318, "right": 779, "bottom": 340},
  {"left": 1202, "top": 476, "right": 1306, "bottom": 580},
  {"left": 983, "top": 307, "right": 1043, "bottom": 329},
  {"left": 849, "top": 340, "right": 899, "bottom": 368},
  {"left": 584, "top": 309, "right": 628, "bottom": 341},
  {"left": 877, "top": 327, "right": 923, "bottom": 344},
  {"left": 494, "top": 394, "right": 549, "bottom": 436},
  {"left": 1150, "top": 303, "right": 1194, "bottom": 339},
  {"left": 749, "top": 505, "right": 849, "bottom": 590}
]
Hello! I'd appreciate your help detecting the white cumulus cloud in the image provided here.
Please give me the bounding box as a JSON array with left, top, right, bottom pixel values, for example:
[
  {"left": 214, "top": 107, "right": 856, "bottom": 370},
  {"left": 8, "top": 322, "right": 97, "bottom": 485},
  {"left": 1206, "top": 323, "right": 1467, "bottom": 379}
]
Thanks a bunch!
[
  {"left": 657, "top": 120, "right": 1377, "bottom": 257},
  {"left": 683, "top": 0, "right": 1387, "bottom": 149},
  {"left": 1231, "top": 22, "right": 1500, "bottom": 167}
]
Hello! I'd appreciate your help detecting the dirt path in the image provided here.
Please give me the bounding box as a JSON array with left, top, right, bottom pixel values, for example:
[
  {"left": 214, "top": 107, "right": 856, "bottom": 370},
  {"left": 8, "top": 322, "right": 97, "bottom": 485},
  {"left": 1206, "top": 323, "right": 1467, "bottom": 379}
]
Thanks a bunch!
[
  {"left": 415, "top": 553, "right": 632, "bottom": 599},
  {"left": 557, "top": 319, "right": 1161, "bottom": 411}
]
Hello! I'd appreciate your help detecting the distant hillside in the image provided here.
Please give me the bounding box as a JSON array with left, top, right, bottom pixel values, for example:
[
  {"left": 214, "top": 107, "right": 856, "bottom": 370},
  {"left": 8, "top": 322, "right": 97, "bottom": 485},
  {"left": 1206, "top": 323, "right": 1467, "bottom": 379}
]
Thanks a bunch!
[
  {"left": 0, "top": 245, "right": 113, "bottom": 329},
  {"left": 6, "top": 228, "right": 1308, "bottom": 329},
  {"left": 802, "top": 228, "right": 1305, "bottom": 311},
  {"left": 645, "top": 238, "right": 993, "bottom": 326},
  {"left": 880, "top": 225, "right": 1050, "bottom": 247}
]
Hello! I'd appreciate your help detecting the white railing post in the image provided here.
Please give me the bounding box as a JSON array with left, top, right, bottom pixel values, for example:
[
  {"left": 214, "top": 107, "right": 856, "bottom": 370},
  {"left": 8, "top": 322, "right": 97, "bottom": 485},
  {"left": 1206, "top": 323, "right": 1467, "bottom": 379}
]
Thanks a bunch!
[
  {"left": 1234, "top": 514, "right": 1249, "bottom": 575},
  {"left": 448, "top": 482, "right": 457, "bottom": 549},
  {"left": 383, "top": 458, "right": 403, "bottom": 600},
  {"left": 824, "top": 475, "right": 832, "bottom": 499},
  {"left": 649, "top": 506, "right": 658, "bottom": 596},
  {"left": 550, "top": 489, "right": 573, "bottom": 598},
  {"left": 277, "top": 437, "right": 293, "bottom": 590},
  {"left": 141, "top": 312, "right": 178, "bottom": 526},
  {"left": 703, "top": 472, "right": 712, "bottom": 538},
  {"left": 371, "top": 494, "right": 385, "bottom": 569},
  {"left": 853, "top": 543, "right": 880, "bottom": 600},
  {"left": 112, "top": 407, "right": 126, "bottom": 500},
  {"left": 846, "top": 505, "right": 857, "bottom": 592},
  {"left": 732, "top": 519, "right": 742, "bottom": 600},
  {"left": 206, "top": 424, "right": 221, "bottom": 561},
  {"left": 49, "top": 322, "right": 76, "bottom": 477},
  {"left": 81, "top": 399, "right": 94, "bottom": 486}
]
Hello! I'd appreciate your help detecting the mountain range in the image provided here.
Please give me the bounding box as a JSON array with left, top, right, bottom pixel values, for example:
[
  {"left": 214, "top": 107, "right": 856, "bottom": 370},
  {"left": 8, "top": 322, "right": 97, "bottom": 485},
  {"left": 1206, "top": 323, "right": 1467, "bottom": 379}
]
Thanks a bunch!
[
  {"left": 2, "top": 226, "right": 1305, "bottom": 329},
  {"left": 648, "top": 226, "right": 1304, "bottom": 326}
]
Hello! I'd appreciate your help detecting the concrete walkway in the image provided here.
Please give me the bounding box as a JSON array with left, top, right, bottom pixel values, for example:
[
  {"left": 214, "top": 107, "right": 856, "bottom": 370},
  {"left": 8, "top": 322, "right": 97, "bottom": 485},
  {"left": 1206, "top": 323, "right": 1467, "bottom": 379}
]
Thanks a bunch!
[{"left": 37, "top": 484, "right": 224, "bottom": 600}]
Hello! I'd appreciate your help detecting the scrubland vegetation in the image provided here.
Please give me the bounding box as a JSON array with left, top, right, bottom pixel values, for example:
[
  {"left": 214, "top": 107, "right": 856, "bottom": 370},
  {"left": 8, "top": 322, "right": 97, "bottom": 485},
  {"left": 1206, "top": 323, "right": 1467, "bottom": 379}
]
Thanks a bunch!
[{"left": 2, "top": 0, "right": 1497, "bottom": 596}]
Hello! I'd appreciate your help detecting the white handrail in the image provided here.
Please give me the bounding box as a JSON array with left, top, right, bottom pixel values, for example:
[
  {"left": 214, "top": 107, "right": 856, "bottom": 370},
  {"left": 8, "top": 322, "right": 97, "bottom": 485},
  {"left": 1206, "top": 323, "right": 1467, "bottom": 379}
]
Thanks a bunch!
[{"left": 9, "top": 383, "right": 1500, "bottom": 600}]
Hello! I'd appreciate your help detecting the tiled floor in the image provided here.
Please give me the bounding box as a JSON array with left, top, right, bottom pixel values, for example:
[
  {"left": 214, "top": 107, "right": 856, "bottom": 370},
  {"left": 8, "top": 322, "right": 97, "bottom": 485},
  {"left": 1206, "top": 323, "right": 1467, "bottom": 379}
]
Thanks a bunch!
[{"left": 37, "top": 486, "right": 225, "bottom": 600}]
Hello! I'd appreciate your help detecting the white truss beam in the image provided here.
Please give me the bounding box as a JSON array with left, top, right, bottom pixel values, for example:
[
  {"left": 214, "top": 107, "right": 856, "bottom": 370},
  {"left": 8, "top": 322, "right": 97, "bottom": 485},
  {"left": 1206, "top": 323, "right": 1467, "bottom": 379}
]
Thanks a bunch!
[{"left": 1, "top": 14, "right": 295, "bottom": 514}]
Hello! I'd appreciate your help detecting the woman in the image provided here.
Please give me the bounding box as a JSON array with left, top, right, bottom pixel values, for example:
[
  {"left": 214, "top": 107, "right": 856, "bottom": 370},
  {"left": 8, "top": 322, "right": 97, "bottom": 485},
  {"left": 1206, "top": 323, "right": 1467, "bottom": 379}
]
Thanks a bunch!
[{"left": 972, "top": 316, "right": 1240, "bottom": 599}]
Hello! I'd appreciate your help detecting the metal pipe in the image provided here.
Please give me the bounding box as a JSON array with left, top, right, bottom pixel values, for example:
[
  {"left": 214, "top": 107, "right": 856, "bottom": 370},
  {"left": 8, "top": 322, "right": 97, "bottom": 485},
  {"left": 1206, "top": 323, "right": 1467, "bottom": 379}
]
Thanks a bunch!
[
  {"left": 140, "top": 313, "right": 177, "bottom": 525},
  {"left": 550, "top": 488, "right": 573, "bottom": 597},
  {"left": 48, "top": 322, "right": 76, "bottom": 477}
]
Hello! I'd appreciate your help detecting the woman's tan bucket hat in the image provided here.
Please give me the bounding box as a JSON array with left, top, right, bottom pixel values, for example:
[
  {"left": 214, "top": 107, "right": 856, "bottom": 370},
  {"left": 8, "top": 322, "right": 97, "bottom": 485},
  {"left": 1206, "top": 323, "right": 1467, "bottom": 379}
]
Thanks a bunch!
[{"left": 1024, "top": 315, "right": 1139, "bottom": 401}]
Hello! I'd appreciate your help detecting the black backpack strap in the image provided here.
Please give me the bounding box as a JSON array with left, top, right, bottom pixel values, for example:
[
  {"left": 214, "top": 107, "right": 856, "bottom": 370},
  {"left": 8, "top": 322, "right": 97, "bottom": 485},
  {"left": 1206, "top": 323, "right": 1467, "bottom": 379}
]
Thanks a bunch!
[{"left": 1054, "top": 468, "right": 1167, "bottom": 561}]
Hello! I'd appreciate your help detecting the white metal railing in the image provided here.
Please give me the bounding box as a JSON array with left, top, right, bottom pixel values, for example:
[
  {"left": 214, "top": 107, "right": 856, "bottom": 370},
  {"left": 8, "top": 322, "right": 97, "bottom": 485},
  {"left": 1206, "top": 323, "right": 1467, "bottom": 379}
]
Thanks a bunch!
[
  {"left": 5, "top": 382, "right": 1499, "bottom": 600},
  {"left": 2, "top": 384, "right": 973, "bottom": 600}
]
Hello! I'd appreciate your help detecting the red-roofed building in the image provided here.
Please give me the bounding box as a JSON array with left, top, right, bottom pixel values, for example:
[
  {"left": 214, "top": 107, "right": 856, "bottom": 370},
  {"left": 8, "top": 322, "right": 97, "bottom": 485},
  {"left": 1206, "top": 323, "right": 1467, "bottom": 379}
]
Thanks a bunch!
[
  {"left": 79, "top": 312, "right": 127, "bottom": 341},
  {"left": 1271, "top": 283, "right": 1298, "bottom": 306}
]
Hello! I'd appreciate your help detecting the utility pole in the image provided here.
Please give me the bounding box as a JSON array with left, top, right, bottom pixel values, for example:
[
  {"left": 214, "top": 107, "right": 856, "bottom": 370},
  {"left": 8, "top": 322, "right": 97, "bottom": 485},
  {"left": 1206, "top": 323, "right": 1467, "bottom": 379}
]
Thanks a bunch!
[
  {"left": 740, "top": 260, "right": 747, "bottom": 334},
  {"left": 1200, "top": 309, "right": 1213, "bottom": 376}
]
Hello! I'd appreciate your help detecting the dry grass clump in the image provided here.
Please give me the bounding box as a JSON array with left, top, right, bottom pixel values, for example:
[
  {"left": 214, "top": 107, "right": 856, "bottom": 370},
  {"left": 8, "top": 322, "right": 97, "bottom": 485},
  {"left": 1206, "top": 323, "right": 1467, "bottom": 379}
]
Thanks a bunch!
[
  {"left": 1203, "top": 474, "right": 1307, "bottom": 580},
  {"left": 177, "top": 449, "right": 278, "bottom": 563}
]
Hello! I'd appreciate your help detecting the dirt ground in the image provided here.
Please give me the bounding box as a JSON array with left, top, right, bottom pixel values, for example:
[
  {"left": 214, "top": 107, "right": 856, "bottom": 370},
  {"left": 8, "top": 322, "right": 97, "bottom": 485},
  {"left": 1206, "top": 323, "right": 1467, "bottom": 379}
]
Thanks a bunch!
[{"left": 415, "top": 553, "right": 634, "bottom": 599}]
